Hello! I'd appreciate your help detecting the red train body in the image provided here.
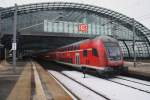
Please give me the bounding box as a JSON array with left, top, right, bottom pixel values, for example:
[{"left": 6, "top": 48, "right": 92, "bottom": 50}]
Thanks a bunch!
[{"left": 41, "top": 36, "right": 125, "bottom": 72}]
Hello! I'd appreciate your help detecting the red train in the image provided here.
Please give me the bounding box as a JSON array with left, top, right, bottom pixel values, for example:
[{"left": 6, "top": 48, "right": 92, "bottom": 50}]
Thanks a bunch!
[{"left": 41, "top": 36, "right": 127, "bottom": 73}]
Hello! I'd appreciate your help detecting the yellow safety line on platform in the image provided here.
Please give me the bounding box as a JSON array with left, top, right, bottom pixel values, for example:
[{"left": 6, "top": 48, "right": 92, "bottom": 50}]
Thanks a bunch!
[
  {"left": 49, "top": 71, "right": 77, "bottom": 100},
  {"left": 7, "top": 62, "right": 31, "bottom": 100},
  {"left": 35, "top": 62, "right": 73, "bottom": 100},
  {"left": 32, "top": 62, "right": 47, "bottom": 100}
]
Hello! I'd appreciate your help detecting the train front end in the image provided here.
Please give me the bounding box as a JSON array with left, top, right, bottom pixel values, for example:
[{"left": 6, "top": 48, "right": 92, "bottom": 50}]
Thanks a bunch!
[
  {"left": 102, "top": 36, "right": 127, "bottom": 73},
  {"left": 104, "top": 42, "right": 123, "bottom": 67}
]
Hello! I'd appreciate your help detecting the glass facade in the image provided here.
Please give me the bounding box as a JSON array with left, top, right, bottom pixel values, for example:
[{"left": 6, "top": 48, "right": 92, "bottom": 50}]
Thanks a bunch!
[{"left": 1, "top": 2, "right": 150, "bottom": 58}]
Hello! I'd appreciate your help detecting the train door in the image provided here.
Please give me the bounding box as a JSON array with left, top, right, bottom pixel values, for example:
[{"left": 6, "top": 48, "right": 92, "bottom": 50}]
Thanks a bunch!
[{"left": 75, "top": 53, "right": 80, "bottom": 64}]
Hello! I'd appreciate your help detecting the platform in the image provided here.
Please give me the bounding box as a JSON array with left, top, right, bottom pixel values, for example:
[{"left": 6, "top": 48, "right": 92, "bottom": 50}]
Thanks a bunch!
[
  {"left": 32, "top": 61, "right": 73, "bottom": 100},
  {"left": 125, "top": 61, "right": 150, "bottom": 78},
  {"left": 0, "top": 60, "right": 73, "bottom": 100},
  {"left": 0, "top": 60, "right": 26, "bottom": 100}
]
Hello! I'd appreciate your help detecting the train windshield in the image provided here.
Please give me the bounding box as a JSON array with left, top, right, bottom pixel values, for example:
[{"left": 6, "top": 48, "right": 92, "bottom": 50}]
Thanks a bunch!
[{"left": 104, "top": 42, "right": 121, "bottom": 60}]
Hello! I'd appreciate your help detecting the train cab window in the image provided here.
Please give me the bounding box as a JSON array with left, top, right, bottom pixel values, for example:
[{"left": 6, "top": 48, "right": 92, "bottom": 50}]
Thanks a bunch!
[
  {"left": 83, "top": 50, "right": 88, "bottom": 57},
  {"left": 92, "top": 48, "right": 98, "bottom": 57}
]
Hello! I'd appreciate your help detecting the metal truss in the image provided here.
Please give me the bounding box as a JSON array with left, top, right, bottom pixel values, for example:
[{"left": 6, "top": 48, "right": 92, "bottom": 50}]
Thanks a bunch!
[
  {"left": 0, "top": 2, "right": 149, "bottom": 43},
  {"left": 0, "top": 2, "right": 150, "bottom": 58}
]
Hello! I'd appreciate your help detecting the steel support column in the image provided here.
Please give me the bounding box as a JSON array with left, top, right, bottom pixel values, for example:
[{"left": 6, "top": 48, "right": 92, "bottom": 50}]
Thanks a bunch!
[
  {"left": 12, "top": 4, "right": 18, "bottom": 72},
  {"left": 122, "top": 41, "right": 131, "bottom": 58},
  {"left": 0, "top": 12, "right": 2, "bottom": 42},
  {"left": 145, "top": 42, "right": 150, "bottom": 57},
  {"left": 132, "top": 18, "right": 136, "bottom": 67}
]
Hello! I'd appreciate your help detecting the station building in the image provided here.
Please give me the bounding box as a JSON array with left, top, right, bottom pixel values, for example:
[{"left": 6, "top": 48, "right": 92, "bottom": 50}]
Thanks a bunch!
[{"left": 0, "top": 2, "right": 150, "bottom": 59}]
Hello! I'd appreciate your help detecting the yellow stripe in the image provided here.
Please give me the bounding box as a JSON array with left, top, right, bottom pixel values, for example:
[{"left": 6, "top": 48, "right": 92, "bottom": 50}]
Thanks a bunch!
[{"left": 56, "top": 48, "right": 93, "bottom": 53}]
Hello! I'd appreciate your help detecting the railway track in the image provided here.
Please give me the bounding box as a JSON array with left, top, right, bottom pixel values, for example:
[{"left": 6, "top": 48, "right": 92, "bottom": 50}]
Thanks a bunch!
[
  {"left": 49, "top": 70, "right": 111, "bottom": 100},
  {"left": 114, "top": 76, "right": 150, "bottom": 86},
  {"left": 48, "top": 72, "right": 79, "bottom": 100},
  {"left": 61, "top": 72, "right": 150, "bottom": 100},
  {"left": 108, "top": 77, "right": 150, "bottom": 94},
  {"left": 49, "top": 70, "right": 150, "bottom": 100},
  {"left": 74, "top": 68, "right": 150, "bottom": 93},
  {"left": 39, "top": 61, "right": 150, "bottom": 100},
  {"left": 60, "top": 72, "right": 110, "bottom": 100}
]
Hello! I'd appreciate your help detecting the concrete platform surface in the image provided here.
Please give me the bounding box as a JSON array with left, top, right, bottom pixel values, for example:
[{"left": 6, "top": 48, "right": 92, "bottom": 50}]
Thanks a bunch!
[
  {"left": 0, "top": 60, "right": 73, "bottom": 100},
  {"left": 0, "top": 60, "right": 29, "bottom": 100},
  {"left": 125, "top": 61, "right": 150, "bottom": 77},
  {"left": 33, "top": 61, "right": 73, "bottom": 100}
]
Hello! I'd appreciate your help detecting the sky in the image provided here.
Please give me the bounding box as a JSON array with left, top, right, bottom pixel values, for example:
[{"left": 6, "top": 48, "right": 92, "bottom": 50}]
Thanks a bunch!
[{"left": 0, "top": 0, "right": 150, "bottom": 29}]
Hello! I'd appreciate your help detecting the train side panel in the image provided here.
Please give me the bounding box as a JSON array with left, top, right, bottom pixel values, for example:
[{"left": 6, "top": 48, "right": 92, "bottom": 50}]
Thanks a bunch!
[{"left": 43, "top": 36, "right": 124, "bottom": 73}]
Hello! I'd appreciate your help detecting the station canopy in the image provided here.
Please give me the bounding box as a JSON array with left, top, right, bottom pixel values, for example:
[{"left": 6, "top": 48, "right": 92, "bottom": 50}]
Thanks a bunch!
[{"left": 0, "top": 2, "right": 150, "bottom": 58}]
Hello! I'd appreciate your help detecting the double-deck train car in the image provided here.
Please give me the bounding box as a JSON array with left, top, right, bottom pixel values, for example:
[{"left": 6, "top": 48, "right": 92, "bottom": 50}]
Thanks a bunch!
[{"left": 41, "top": 36, "right": 127, "bottom": 73}]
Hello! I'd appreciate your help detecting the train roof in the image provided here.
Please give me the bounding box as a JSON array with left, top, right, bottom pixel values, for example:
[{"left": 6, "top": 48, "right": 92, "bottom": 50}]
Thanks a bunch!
[
  {"left": 95, "top": 35, "right": 118, "bottom": 43},
  {"left": 58, "top": 39, "right": 90, "bottom": 49},
  {"left": 57, "top": 35, "right": 118, "bottom": 50}
]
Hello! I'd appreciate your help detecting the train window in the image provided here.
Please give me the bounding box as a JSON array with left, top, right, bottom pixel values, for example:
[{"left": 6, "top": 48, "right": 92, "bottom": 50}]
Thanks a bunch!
[
  {"left": 77, "top": 45, "right": 80, "bottom": 50},
  {"left": 105, "top": 43, "right": 121, "bottom": 60},
  {"left": 83, "top": 50, "right": 88, "bottom": 56},
  {"left": 92, "top": 48, "right": 98, "bottom": 57},
  {"left": 75, "top": 46, "right": 77, "bottom": 50},
  {"left": 70, "top": 47, "right": 71, "bottom": 51},
  {"left": 68, "top": 47, "right": 70, "bottom": 51},
  {"left": 72, "top": 46, "right": 74, "bottom": 50},
  {"left": 74, "top": 46, "right": 77, "bottom": 50}
]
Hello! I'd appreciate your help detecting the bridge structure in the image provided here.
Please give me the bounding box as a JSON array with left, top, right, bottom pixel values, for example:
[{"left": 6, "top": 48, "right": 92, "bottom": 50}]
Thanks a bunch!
[{"left": 0, "top": 2, "right": 150, "bottom": 59}]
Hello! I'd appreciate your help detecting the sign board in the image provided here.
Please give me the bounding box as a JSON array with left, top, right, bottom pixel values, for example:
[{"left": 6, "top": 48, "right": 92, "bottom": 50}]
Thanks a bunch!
[
  {"left": 12, "top": 43, "right": 17, "bottom": 50},
  {"left": 79, "top": 24, "right": 88, "bottom": 32}
]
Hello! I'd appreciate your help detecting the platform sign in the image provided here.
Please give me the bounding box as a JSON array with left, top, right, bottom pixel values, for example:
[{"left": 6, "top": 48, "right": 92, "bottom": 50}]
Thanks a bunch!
[
  {"left": 79, "top": 24, "right": 88, "bottom": 32},
  {"left": 12, "top": 43, "right": 17, "bottom": 50}
]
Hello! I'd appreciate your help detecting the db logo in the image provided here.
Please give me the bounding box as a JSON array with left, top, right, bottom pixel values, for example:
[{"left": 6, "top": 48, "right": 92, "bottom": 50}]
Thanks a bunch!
[{"left": 79, "top": 24, "right": 88, "bottom": 32}]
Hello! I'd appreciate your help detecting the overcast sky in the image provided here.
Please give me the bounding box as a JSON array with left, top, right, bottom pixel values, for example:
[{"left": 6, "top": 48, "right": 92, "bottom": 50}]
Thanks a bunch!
[{"left": 0, "top": 0, "right": 150, "bottom": 29}]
